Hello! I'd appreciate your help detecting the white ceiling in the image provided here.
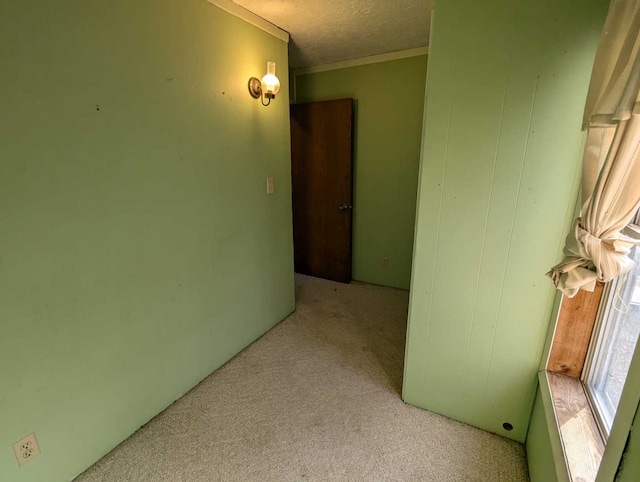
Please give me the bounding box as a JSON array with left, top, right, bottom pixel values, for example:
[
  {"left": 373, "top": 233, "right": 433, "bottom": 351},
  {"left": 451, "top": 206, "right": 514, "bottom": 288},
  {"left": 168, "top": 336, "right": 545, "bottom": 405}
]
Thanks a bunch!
[{"left": 233, "top": 0, "right": 433, "bottom": 69}]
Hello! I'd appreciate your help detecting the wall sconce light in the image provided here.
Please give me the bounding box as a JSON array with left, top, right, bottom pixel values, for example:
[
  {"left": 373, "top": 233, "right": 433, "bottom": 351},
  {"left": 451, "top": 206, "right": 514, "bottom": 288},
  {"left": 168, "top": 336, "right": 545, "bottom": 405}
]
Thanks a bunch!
[{"left": 248, "top": 61, "right": 281, "bottom": 106}]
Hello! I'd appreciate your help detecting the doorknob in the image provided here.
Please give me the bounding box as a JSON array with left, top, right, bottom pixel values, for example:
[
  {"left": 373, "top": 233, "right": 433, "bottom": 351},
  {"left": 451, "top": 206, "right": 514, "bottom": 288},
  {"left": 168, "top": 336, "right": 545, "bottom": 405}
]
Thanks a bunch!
[{"left": 339, "top": 204, "right": 352, "bottom": 211}]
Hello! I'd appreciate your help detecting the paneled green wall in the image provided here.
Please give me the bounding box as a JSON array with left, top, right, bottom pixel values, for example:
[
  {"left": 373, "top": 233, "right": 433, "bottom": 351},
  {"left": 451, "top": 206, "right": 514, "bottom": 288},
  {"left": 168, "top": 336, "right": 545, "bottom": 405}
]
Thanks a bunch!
[
  {"left": 295, "top": 56, "right": 428, "bottom": 290},
  {"left": 526, "top": 390, "right": 560, "bottom": 482},
  {"left": 0, "top": 2, "right": 294, "bottom": 481},
  {"left": 617, "top": 403, "right": 640, "bottom": 481},
  {"left": 403, "top": 0, "right": 607, "bottom": 442}
]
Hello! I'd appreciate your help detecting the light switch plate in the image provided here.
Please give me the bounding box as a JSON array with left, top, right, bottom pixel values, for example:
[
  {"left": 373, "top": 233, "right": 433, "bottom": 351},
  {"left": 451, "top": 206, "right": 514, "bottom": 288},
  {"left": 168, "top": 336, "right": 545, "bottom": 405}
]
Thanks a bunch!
[
  {"left": 267, "top": 178, "right": 275, "bottom": 195},
  {"left": 13, "top": 432, "right": 41, "bottom": 467}
]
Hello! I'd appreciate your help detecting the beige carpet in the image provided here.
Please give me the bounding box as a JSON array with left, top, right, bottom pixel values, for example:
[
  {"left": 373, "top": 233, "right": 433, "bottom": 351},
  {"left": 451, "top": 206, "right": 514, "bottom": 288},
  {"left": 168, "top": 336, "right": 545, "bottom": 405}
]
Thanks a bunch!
[{"left": 76, "top": 275, "right": 529, "bottom": 481}]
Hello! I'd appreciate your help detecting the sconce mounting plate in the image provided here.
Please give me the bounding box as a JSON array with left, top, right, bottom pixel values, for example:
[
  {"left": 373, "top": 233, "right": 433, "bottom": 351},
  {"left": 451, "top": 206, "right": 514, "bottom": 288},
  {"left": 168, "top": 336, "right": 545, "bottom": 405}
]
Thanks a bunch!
[{"left": 248, "top": 77, "right": 262, "bottom": 99}]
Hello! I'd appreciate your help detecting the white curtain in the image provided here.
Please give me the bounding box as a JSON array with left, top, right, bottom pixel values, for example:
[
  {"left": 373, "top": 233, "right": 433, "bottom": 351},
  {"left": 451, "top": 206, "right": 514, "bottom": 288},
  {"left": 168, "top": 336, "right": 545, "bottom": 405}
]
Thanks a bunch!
[{"left": 547, "top": 0, "right": 640, "bottom": 298}]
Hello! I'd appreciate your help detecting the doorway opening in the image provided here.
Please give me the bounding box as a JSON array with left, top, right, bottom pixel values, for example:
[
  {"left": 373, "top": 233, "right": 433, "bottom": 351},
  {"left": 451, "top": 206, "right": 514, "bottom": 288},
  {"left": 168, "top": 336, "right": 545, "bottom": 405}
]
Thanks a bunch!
[{"left": 290, "top": 98, "right": 355, "bottom": 284}]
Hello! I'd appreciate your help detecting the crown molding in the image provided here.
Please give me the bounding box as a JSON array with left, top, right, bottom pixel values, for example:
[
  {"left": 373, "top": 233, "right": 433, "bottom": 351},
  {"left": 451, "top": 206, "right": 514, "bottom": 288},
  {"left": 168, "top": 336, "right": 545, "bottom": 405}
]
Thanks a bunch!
[
  {"left": 294, "top": 46, "right": 429, "bottom": 76},
  {"left": 207, "top": 0, "right": 289, "bottom": 43}
]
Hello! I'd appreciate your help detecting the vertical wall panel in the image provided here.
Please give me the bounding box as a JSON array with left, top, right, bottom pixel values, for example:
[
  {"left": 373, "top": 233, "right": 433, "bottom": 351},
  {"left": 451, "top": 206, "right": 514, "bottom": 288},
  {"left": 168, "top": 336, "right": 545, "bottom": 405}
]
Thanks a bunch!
[
  {"left": 526, "top": 391, "right": 561, "bottom": 482},
  {"left": 616, "top": 403, "right": 640, "bottom": 481},
  {"left": 403, "top": 0, "right": 607, "bottom": 442}
]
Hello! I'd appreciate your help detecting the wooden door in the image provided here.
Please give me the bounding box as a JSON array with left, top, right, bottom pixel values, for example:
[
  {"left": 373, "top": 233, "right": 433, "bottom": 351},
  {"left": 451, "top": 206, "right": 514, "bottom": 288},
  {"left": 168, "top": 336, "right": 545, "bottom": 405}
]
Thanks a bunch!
[{"left": 290, "top": 99, "right": 354, "bottom": 283}]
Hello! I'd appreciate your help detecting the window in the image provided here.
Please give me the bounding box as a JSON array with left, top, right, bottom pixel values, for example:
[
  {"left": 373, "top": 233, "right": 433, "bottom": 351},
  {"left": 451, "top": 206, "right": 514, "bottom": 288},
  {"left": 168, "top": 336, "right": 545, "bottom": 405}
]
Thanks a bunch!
[{"left": 584, "top": 214, "right": 640, "bottom": 438}]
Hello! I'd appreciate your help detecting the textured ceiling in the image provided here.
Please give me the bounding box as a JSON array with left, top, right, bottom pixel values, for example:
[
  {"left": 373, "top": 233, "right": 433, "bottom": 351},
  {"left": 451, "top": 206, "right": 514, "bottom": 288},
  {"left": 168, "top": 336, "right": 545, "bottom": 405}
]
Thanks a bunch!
[{"left": 233, "top": 0, "right": 432, "bottom": 69}]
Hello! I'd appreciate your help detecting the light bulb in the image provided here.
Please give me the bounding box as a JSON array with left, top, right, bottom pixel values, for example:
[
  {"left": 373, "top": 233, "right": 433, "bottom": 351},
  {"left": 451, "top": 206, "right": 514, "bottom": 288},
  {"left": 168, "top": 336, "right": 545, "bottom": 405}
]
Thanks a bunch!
[{"left": 261, "top": 62, "right": 280, "bottom": 98}]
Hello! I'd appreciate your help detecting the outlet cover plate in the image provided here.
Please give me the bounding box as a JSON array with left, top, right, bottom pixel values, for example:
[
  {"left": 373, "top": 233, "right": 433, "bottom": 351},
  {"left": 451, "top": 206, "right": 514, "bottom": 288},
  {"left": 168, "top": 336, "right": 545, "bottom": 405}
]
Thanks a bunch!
[{"left": 12, "top": 432, "right": 41, "bottom": 467}]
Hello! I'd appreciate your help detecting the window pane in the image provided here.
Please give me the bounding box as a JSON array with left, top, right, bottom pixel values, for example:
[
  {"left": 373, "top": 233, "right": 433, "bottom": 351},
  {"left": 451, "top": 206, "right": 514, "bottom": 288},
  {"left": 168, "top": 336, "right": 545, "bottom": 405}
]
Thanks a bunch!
[{"left": 587, "top": 245, "right": 640, "bottom": 433}]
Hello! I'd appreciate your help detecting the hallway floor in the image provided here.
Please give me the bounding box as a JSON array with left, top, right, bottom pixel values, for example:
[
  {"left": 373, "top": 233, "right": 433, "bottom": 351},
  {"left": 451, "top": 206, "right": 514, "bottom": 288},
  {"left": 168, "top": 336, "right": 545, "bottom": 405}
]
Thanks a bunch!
[{"left": 76, "top": 275, "right": 529, "bottom": 481}]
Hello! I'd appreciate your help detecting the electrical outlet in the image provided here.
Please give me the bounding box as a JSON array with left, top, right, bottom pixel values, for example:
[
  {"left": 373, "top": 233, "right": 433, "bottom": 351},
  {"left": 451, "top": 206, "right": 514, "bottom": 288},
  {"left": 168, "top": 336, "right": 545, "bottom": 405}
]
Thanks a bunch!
[
  {"left": 12, "top": 433, "right": 41, "bottom": 467},
  {"left": 266, "top": 177, "right": 275, "bottom": 195},
  {"left": 381, "top": 257, "right": 389, "bottom": 268}
]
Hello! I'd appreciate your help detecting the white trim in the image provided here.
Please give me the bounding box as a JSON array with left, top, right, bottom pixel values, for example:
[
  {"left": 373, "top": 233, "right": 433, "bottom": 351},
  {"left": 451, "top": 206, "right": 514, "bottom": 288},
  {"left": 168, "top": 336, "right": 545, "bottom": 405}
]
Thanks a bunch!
[
  {"left": 294, "top": 47, "right": 429, "bottom": 76},
  {"left": 582, "top": 280, "right": 617, "bottom": 439},
  {"left": 596, "top": 340, "right": 640, "bottom": 481},
  {"left": 207, "top": 0, "right": 289, "bottom": 43},
  {"left": 596, "top": 292, "right": 640, "bottom": 481}
]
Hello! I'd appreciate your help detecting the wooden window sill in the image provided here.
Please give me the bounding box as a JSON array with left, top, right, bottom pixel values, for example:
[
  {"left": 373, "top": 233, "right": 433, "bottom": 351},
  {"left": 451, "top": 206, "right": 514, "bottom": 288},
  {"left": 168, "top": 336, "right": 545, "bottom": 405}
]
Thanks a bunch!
[{"left": 541, "top": 370, "right": 605, "bottom": 482}]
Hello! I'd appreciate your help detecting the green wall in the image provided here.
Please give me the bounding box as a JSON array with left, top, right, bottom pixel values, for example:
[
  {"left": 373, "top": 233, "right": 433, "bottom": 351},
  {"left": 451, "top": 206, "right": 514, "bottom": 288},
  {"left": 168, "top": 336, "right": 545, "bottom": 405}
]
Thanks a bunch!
[
  {"left": 295, "top": 56, "right": 428, "bottom": 290},
  {"left": 0, "top": 2, "right": 294, "bottom": 481},
  {"left": 526, "top": 390, "right": 560, "bottom": 482},
  {"left": 617, "top": 403, "right": 640, "bottom": 481},
  {"left": 403, "top": 0, "right": 607, "bottom": 443}
]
